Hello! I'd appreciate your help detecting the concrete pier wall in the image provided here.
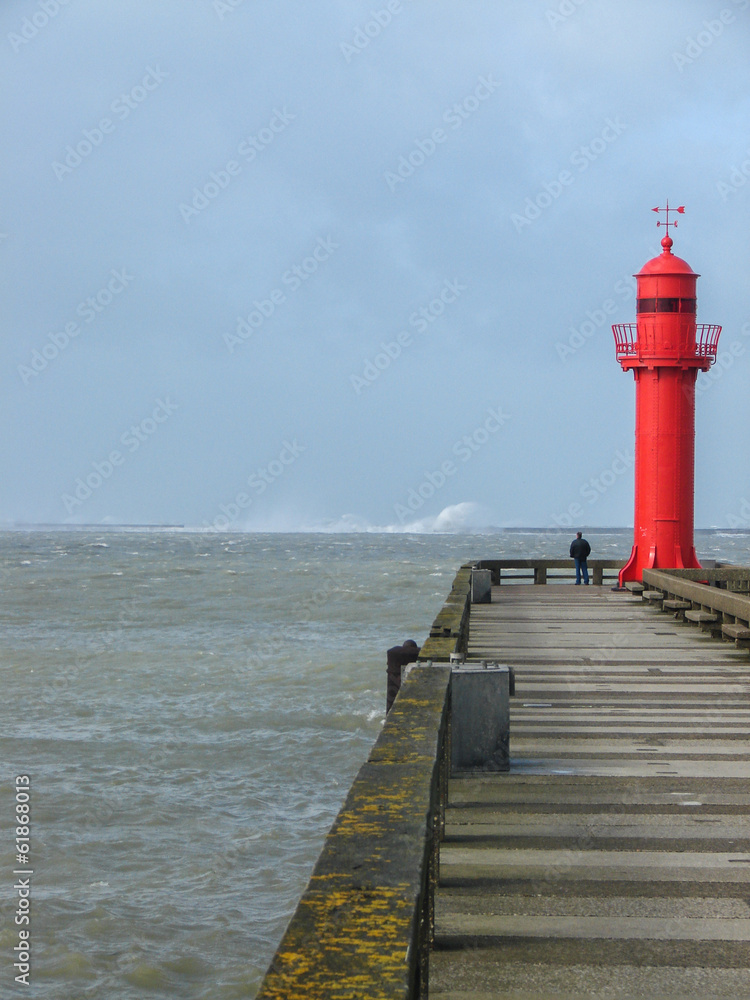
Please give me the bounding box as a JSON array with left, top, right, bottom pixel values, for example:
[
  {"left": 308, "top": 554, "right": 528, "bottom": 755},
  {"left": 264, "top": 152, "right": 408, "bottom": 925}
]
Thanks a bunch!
[
  {"left": 255, "top": 664, "right": 451, "bottom": 1000},
  {"left": 417, "top": 563, "right": 473, "bottom": 663},
  {"left": 255, "top": 564, "right": 477, "bottom": 998}
]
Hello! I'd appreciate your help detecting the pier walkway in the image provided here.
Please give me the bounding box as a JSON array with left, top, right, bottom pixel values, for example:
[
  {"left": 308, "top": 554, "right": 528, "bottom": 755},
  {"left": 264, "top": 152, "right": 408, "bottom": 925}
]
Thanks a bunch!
[{"left": 431, "top": 584, "right": 750, "bottom": 998}]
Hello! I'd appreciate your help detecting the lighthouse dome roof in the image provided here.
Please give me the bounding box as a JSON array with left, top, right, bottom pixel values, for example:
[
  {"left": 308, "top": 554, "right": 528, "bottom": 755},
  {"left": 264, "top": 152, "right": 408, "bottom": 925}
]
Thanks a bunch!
[{"left": 636, "top": 236, "right": 699, "bottom": 278}]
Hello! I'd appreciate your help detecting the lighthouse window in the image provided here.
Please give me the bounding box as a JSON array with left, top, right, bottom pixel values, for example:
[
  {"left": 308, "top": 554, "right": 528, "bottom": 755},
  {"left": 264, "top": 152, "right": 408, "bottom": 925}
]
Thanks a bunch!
[{"left": 637, "top": 297, "right": 696, "bottom": 314}]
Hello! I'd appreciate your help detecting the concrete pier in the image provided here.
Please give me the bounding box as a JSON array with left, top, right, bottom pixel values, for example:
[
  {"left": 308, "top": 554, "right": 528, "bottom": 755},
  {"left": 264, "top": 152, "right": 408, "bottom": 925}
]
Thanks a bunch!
[
  {"left": 431, "top": 583, "right": 750, "bottom": 998},
  {"left": 254, "top": 562, "right": 750, "bottom": 999}
]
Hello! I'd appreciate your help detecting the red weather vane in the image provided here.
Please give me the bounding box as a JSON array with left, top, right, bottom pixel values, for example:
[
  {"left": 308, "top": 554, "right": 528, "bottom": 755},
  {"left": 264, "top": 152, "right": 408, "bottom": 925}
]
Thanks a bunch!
[{"left": 652, "top": 200, "right": 685, "bottom": 238}]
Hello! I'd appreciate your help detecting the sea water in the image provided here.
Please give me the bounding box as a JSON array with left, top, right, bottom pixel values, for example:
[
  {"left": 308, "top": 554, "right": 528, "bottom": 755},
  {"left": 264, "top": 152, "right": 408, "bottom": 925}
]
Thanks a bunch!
[{"left": 1, "top": 528, "right": 748, "bottom": 998}]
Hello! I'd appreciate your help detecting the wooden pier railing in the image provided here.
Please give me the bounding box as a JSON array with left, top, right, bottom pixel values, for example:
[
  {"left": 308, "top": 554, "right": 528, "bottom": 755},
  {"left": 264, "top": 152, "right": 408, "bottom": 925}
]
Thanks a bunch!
[
  {"left": 645, "top": 565, "right": 750, "bottom": 593},
  {"left": 476, "top": 557, "right": 623, "bottom": 586},
  {"left": 642, "top": 566, "right": 750, "bottom": 649}
]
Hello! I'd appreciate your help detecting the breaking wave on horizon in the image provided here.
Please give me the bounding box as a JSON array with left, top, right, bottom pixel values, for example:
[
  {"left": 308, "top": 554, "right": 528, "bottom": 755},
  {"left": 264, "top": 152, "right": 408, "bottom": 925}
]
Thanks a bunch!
[{"left": 300, "top": 502, "right": 494, "bottom": 534}]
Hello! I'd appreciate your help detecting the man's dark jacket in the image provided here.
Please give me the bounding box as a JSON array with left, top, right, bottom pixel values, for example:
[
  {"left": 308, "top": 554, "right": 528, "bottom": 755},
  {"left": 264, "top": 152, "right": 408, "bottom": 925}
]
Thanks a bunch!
[{"left": 570, "top": 537, "right": 591, "bottom": 560}]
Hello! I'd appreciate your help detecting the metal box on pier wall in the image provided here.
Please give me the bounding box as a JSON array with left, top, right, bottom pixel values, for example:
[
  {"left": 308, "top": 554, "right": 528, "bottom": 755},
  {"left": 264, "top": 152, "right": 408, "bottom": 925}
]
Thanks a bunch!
[{"left": 451, "top": 663, "right": 509, "bottom": 772}]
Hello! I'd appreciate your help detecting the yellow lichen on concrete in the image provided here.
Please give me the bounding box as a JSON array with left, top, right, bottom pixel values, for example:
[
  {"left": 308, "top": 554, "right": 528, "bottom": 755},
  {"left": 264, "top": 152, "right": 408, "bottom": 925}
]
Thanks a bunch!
[
  {"left": 419, "top": 636, "right": 458, "bottom": 659},
  {"left": 257, "top": 884, "right": 417, "bottom": 1000},
  {"left": 332, "top": 782, "right": 429, "bottom": 838}
]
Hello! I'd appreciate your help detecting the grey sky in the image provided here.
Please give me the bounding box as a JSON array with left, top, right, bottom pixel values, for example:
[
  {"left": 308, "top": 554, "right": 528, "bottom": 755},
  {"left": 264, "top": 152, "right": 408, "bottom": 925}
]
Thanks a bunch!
[{"left": 2, "top": 0, "right": 748, "bottom": 531}]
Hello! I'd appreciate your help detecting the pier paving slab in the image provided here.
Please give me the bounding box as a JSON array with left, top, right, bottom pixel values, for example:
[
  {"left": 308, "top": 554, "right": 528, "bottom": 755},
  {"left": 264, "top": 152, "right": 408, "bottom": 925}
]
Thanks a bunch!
[
  {"left": 438, "top": 913, "right": 750, "bottom": 941},
  {"left": 429, "top": 960, "right": 750, "bottom": 999},
  {"left": 431, "top": 585, "right": 750, "bottom": 997}
]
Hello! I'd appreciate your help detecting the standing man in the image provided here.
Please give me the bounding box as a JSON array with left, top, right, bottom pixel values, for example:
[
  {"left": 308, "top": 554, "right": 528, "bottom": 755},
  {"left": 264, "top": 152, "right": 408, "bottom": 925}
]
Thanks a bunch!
[{"left": 570, "top": 531, "right": 591, "bottom": 585}]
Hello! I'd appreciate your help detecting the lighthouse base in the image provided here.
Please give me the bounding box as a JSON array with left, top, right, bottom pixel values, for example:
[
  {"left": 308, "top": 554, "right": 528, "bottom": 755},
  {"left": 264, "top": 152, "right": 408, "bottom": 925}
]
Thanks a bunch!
[{"left": 618, "top": 543, "right": 702, "bottom": 587}]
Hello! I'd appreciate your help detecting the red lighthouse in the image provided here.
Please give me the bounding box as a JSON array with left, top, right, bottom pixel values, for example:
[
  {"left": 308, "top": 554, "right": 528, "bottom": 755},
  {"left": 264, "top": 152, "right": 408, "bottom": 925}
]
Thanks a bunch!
[{"left": 613, "top": 204, "right": 721, "bottom": 585}]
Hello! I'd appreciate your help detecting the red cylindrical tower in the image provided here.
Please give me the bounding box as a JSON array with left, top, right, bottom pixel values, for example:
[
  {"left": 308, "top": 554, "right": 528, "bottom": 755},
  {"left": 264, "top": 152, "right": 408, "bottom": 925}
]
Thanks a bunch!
[{"left": 612, "top": 205, "right": 721, "bottom": 585}]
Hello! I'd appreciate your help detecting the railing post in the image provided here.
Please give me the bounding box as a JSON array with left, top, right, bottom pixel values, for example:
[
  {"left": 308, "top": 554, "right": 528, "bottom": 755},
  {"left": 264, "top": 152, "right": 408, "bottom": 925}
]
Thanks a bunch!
[
  {"left": 593, "top": 564, "right": 603, "bottom": 586},
  {"left": 535, "top": 565, "right": 547, "bottom": 585}
]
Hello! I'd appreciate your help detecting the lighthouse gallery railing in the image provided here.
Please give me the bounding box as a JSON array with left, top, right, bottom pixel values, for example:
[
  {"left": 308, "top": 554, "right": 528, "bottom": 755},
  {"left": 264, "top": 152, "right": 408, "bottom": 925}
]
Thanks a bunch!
[{"left": 613, "top": 322, "right": 721, "bottom": 364}]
